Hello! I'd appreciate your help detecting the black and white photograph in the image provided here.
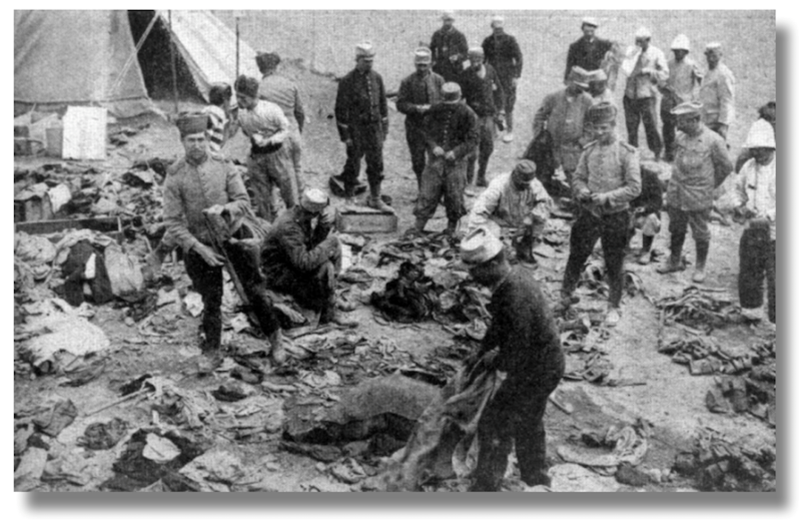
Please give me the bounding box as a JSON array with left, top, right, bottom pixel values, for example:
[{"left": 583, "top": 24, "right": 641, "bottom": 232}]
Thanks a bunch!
[{"left": 11, "top": 8, "right": 780, "bottom": 498}]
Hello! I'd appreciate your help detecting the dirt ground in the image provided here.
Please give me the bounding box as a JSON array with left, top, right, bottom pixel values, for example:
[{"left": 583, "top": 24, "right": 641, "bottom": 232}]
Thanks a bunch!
[{"left": 13, "top": 10, "right": 776, "bottom": 493}]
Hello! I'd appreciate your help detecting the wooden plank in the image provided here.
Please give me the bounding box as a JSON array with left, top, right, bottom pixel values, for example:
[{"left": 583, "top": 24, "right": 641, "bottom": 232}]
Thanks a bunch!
[
  {"left": 15, "top": 217, "right": 122, "bottom": 241},
  {"left": 336, "top": 209, "right": 398, "bottom": 234}
]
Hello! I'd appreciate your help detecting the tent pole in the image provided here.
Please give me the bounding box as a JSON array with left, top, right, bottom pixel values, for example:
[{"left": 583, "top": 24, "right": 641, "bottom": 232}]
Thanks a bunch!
[
  {"left": 168, "top": 10, "right": 179, "bottom": 117},
  {"left": 236, "top": 17, "right": 240, "bottom": 78}
]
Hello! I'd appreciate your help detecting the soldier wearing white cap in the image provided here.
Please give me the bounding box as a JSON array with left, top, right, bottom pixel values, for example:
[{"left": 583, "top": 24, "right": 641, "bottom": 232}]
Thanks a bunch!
[
  {"left": 430, "top": 11, "right": 469, "bottom": 84},
  {"left": 735, "top": 101, "right": 776, "bottom": 173},
  {"left": 410, "top": 82, "right": 478, "bottom": 235},
  {"left": 622, "top": 27, "right": 668, "bottom": 160},
  {"left": 564, "top": 16, "right": 614, "bottom": 83},
  {"left": 561, "top": 102, "right": 641, "bottom": 326},
  {"left": 482, "top": 14, "right": 523, "bottom": 142},
  {"left": 164, "top": 113, "right": 287, "bottom": 366},
  {"left": 333, "top": 42, "right": 392, "bottom": 212},
  {"left": 397, "top": 47, "right": 445, "bottom": 192},
  {"left": 458, "top": 227, "right": 564, "bottom": 491},
  {"left": 658, "top": 102, "right": 733, "bottom": 283},
  {"left": 732, "top": 119, "right": 776, "bottom": 324},
  {"left": 460, "top": 46, "right": 505, "bottom": 188},
  {"left": 659, "top": 34, "right": 703, "bottom": 161},
  {"left": 699, "top": 42, "right": 736, "bottom": 140},
  {"left": 532, "top": 66, "right": 594, "bottom": 191},
  {"left": 261, "top": 188, "right": 356, "bottom": 328}
]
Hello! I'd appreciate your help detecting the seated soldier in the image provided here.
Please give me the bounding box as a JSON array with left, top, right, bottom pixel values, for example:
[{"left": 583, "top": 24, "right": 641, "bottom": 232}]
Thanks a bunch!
[
  {"left": 467, "top": 159, "right": 553, "bottom": 263},
  {"left": 261, "top": 188, "right": 357, "bottom": 327}
]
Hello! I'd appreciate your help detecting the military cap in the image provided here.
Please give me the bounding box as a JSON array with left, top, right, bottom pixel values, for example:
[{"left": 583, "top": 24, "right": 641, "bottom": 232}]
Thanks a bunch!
[
  {"left": 356, "top": 42, "right": 376, "bottom": 58},
  {"left": 460, "top": 226, "right": 504, "bottom": 265},
  {"left": 441, "top": 10, "right": 455, "bottom": 21},
  {"left": 586, "top": 102, "right": 617, "bottom": 125},
  {"left": 744, "top": 119, "right": 776, "bottom": 149},
  {"left": 589, "top": 69, "right": 608, "bottom": 82},
  {"left": 300, "top": 188, "right": 330, "bottom": 214},
  {"left": 234, "top": 75, "right": 259, "bottom": 98},
  {"left": 512, "top": 160, "right": 538, "bottom": 182},
  {"left": 176, "top": 112, "right": 209, "bottom": 137},
  {"left": 468, "top": 46, "right": 485, "bottom": 57},
  {"left": 491, "top": 15, "right": 505, "bottom": 28},
  {"left": 255, "top": 51, "right": 281, "bottom": 72},
  {"left": 634, "top": 27, "right": 652, "bottom": 39},
  {"left": 670, "top": 101, "right": 703, "bottom": 117},
  {"left": 568, "top": 66, "right": 590, "bottom": 88},
  {"left": 581, "top": 16, "right": 599, "bottom": 28},
  {"left": 442, "top": 82, "right": 462, "bottom": 103},
  {"left": 671, "top": 34, "right": 690, "bottom": 52},
  {"left": 705, "top": 42, "right": 723, "bottom": 52},
  {"left": 414, "top": 47, "right": 432, "bottom": 64},
  {"left": 208, "top": 83, "right": 232, "bottom": 106}
]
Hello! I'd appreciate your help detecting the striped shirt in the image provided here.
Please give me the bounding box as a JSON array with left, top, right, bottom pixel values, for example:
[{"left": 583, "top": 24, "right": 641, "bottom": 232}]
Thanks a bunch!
[{"left": 202, "top": 105, "right": 227, "bottom": 154}]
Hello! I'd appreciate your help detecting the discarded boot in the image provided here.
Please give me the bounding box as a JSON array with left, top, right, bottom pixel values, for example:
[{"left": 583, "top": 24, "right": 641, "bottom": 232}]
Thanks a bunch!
[
  {"left": 692, "top": 240, "right": 709, "bottom": 283},
  {"left": 268, "top": 329, "right": 288, "bottom": 366},
  {"left": 368, "top": 196, "right": 395, "bottom": 213}
]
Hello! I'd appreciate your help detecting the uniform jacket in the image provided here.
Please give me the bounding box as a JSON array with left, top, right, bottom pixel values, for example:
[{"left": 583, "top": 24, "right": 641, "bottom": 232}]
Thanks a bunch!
[
  {"left": 422, "top": 101, "right": 478, "bottom": 160},
  {"left": 533, "top": 89, "right": 593, "bottom": 148},
  {"left": 460, "top": 64, "right": 504, "bottom": 118},
  {"left": 163, "top": 154, "right": 250, "bottom": 252},
  {"left": 732, "top": 155, "right": 777, "bottom": 240},
  {"left": 667, "top": 125, "right": 733, "bottom": 211},
  {"left": 397, "top": 70, "right": 445, "bottom": 128},
  {"left": 482, "top": 32, "right": 523, "bottom": 80},
  {"left": 662, "top": 56, "right": 703, "bottom": 106},
  {"left": 259, "top": 74, "right": 306, "bottom": 132},
  {"left": 468, "top": 172, "right": 553, "bottom": 230},
  {"left": 623, "top": 45, "right": 669, "bottom": 99},
  {"left": 334, "top": 68, "right": 388, "bottom": 141},
  {"left": 430, "top": 27, "right": 469, "bottom": 78},
  {"left": 573, "top": 138, "right": 642, "bottom": 215},
  {"left": 261, "top": 206, "right": 335, "bottom": 279},
  {"left": 565, "top": 36, "right": 614, "bottom": 81},
  {"left": 699, "top": 63, "right": 736, "bottom": 126},
  {"left": 237, "top": 100, "right": 290, "bottom": 146}
]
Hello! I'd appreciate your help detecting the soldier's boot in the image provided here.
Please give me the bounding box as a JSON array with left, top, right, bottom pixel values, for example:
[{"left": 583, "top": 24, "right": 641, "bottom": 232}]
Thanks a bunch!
[
  {"left": 268, "top": 328, "right": 288, "bottom": 366},
  {"left": 367, "top": 183, "right": 395, "bottom": 213},
  {"left": 476, "top": 157, "right": 490, "bottom": 187},
  {"left": 692, "top": 240, "right": 710, "bottom": 283},
  {"left": 658, "top": 233, "right": 686, "bottom": 274},
  {"left": 637, "top": 235, "right": 654, "bottom": 265}
]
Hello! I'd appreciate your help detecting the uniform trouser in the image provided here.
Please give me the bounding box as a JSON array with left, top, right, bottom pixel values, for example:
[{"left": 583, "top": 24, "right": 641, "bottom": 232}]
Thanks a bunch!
[
  {"left": 467, "top": 116, "right": 496, "bottom": 183},
  {"left": 288, "top": 130, "right": 304, "bottom": 178},
  {"left": 667, "top": 207, "right": 711, "bottom": 245},
  {"left": 405, "top": 122, "right": 427, "bottom": 187},
  {"left": 248, "top": 147, "right": 300, "bottom": 222},
  {"left": 562, "top": 210, "right": 630, "bottom": 308},
  {"left": 738, "top": 226, "right": 776, "bottom": 323},
  {"left": 471, "top": 359, "right": 564, "bottom": 491},
  {"left": 341, "top": 123, "right": 385, "bottom": 191},
  {"left": 661, "top": 108, "right": 677, "bottom": 161},
  {"left": 184, "top": 243, "right": 280, "bottom": 351},
  {"left": 496, "top": 74, "right": 517, "bottom": 131},
  {"left": 414, "top": 155, "right": 467, "bottom": 225},
  {"left": 623, "top": 96, "right": 662, "bottom": 157},
  {"left": 266, "top": 238, "right": 342, "bottom": 315}
]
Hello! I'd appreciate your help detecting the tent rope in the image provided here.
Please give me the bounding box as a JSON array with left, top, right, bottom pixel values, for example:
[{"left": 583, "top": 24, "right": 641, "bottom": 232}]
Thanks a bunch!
[{"left": 107, "top": 12, "right": 159, "bottom": 98}]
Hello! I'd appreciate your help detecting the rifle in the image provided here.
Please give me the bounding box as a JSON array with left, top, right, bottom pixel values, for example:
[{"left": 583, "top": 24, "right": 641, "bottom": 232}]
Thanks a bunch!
[{"left": 203, "top": 213, "right": 257, "bottom": 320}]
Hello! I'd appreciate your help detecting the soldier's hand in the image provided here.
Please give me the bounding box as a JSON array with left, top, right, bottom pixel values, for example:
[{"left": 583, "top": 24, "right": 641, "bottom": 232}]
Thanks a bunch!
[
  {"left": 444, "top": 151, "right": 456, "bottom": 162},
  {"left": 319, "top": 206, "right": 336, "bottom": 227},
  {"left": 433, "top": 146, "right": 445, "bottom": 158},
  {"left": 194, "top": 243, "right": 224, "bottom": 267},
  {"left": 591, "top": 192, "right": 610, "bottom": 206},
  {"left": 417, "top": 104, "right": 431, "bottom": 114}
]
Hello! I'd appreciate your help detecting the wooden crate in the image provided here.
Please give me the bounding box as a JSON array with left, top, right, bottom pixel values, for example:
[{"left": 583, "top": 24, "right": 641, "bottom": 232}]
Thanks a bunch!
[{"left": 336, "top": 207, "right": 398, "bottom": 234}]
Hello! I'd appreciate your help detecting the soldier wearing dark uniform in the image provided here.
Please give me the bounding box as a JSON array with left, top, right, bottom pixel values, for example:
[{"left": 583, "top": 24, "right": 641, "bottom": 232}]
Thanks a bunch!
[
  {"left": 482, "top": 15, "right": 523, "bottom": 143},
  {"left": 561, "top": 102, "right": 641, "bottom": 327},
  {"left": 397, "top": 47, "right": 445, "bottom": 192},
  {"left": 410, "top": 82, "right": 478, "bottom": 235},
  {"left": 430, "top": 11, "right": 469, "bottom": 84},
  {"left": 459, "top": 227, "right": 564, "bottom": 491},
  {"left": 333, "top": 42, "right": 392, "bottom": 212},
  {"left": 163, "top": 113, "right": 287, "bottom": 365},
  {"left": 564, "top": 17, "right": 614, "bottom": 83},
  {"left": 460, "top": 47, "right": 504, "bottom": 188}
]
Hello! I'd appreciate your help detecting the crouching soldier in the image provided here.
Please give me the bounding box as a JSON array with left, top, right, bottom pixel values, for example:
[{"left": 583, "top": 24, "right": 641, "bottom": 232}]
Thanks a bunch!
[
  {"left": 261, "top": 189, "right": 357, "bottom": 327},
  {"left": 459, "top": 227, "right": 564, "bottom": 491},
  {"left": 164, "top": 113, "right": 287, "bottom": 367},
  {"left": 467, "top": 159, "right": 553, "bottom": 263}
]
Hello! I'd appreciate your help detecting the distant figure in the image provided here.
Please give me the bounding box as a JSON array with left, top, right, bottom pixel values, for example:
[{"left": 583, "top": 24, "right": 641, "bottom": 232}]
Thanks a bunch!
[
  {"left": 430, "top": 11, "right": 469, "bottom": 84},
  {"left": 482, "top": 15, "right": 523, "bottom": 143},
  {"left": 699, "top": 42, "right": 736, "bottom": 141},
  {"left": 622, "top": 27, "right": 669, "bottom": 160},
  {"left": 587, "top": 69, "right": 614, "bottom": 105},
  {"left": 397, "top": 47, "right": 445, "bottom": 193},
  {"left": 564, "top": 16, "right": 614, "bottom": 83},
  {"left": 202, "top": 83, "right": 237, "bottom": 155},
  {"left": 660, "top": 35, "right": 703, "bottom": 162}
]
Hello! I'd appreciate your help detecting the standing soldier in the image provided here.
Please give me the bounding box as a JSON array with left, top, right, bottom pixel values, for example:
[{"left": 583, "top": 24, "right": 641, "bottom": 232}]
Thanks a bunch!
[
  {"left": 235, "top": 75, "right": 297, "bottom": 222},
  {"left": 587, "top": 69, "right": 614, "bottom": 105},
  {"left": 564, "top": 17, "right": 614, "bottom": 83},
  {"left": 622, "top": 27, "right": 668, "bottom": 160},
  {"left": 657, "top": 102, "right": 733, "bottom": 283},
  {"left": 257, "top": 51, "right": 306, "bottom": 179},
  {"left": 460, "top": 47, "right": 504, "bottom": 188},
  {"left": 397, "top": 47, "right": 445, "bottom": 194},
  {"left": 561, "top": 102, "right": 641, "bottom": 326},
  {"left": 430, "top": 11, "right": 469, "bottom": 84},
  {"left": 699, "top": 42, "right": 736, "bottom": 141},
  {"left": 482, "top": 15, "right": 523, "bottom": 143},
  {"left": 409, "top": 82, "right": 478, "bottom": 236},
  {"left": 332, "top": 42, "right": 392, "bottom": 212},
  {"left": 532, "top": 67, "right": 593, "bottom": 192},
  {"left": 459, "top": 228, "right": 564, "bottom": 491},
  {"left": 660, "top": 35, "right": 703, "bottom": 162}
]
